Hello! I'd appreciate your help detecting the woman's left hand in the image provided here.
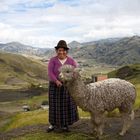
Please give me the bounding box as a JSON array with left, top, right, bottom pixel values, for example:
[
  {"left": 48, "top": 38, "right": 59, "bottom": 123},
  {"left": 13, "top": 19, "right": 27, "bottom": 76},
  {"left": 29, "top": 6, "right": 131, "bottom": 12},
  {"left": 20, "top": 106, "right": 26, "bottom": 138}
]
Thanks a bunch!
[{"left": 55, "top": 80, "right": 62, "bottom": 87}]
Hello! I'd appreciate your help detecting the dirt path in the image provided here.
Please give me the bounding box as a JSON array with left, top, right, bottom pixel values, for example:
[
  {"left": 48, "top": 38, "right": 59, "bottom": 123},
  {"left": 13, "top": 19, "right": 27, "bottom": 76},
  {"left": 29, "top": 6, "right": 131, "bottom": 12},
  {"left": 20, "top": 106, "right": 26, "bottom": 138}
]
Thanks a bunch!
[{"left": 0, "top": 115, "right": 140, "bottom": 140}]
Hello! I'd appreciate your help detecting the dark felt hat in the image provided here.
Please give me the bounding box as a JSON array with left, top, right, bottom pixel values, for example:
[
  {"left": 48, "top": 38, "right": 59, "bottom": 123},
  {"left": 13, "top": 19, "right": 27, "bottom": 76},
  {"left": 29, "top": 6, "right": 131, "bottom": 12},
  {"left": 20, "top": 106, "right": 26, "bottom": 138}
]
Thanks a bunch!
[{"left": 55, "top": 40, "right": 69, "bottom": 50}]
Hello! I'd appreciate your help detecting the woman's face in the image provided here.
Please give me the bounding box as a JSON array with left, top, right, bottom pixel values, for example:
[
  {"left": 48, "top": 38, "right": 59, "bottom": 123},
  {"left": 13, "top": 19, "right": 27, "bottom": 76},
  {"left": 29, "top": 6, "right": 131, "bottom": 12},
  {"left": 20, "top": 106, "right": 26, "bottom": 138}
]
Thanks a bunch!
[{"left": 56, "top": 48, "right": 67, "bottom": 59}]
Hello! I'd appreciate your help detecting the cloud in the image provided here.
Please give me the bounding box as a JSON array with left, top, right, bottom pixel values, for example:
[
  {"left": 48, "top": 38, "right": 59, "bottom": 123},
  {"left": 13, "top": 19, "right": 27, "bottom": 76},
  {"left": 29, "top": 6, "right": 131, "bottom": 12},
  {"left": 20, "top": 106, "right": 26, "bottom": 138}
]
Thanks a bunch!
[{"left": 0, "top": 0, "right": 140, "bottom": 47}]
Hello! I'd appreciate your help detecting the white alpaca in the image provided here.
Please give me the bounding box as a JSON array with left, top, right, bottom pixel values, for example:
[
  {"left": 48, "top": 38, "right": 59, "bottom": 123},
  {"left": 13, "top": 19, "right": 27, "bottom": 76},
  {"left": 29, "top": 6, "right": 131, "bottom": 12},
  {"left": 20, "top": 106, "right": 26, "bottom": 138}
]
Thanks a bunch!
[{"left": 59, "top": 65, "right": 136, "bottom": 137}]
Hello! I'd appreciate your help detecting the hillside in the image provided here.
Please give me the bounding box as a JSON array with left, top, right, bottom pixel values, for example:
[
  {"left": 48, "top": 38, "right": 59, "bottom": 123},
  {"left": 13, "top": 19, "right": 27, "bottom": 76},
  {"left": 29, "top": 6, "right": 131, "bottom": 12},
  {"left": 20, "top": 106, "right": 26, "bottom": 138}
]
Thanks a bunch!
[
  {"left": 43, "top": 36, "right": 140, "bottom": 66},
  {"left": 0, "top": 42, "right": 49, "bottom": 56},
  {"left": 70, "top": 36, "right": 140, "bottom": 66},
  {"left": 0, "top": 52, "right": 48, "bottom": 89},
  {"left": 0, "top": 64, "right": 140, "bottom": 139},
  {"left": 108, "top": 64, "right": 140, "bottom": 83}
]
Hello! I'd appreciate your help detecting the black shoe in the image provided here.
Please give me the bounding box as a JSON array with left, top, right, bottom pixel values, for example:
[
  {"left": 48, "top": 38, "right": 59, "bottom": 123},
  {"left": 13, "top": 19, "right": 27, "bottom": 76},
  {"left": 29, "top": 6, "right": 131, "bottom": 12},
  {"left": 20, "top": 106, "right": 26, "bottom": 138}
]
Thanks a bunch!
[{"left": 46, "top": 125, "right": 55, "bottom": 133}]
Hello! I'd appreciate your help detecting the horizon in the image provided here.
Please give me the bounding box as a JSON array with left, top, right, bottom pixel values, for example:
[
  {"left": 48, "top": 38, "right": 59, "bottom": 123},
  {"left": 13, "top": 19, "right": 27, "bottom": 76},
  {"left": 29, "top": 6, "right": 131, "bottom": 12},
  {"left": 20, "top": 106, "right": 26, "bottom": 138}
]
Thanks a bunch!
[
  {"left": 0, "top": 0, "right": 140, "bottom": 48},
  {"left": 0, "top": 35, "right": 139, "bottom": 48}
]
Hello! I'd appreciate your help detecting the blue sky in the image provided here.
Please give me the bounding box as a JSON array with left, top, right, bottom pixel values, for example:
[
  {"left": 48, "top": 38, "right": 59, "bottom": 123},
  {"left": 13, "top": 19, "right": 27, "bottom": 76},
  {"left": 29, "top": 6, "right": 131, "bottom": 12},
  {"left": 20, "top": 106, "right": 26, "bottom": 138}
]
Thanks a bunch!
[{"left": 0, "top": 0, "right": 140, "bottom": 48}]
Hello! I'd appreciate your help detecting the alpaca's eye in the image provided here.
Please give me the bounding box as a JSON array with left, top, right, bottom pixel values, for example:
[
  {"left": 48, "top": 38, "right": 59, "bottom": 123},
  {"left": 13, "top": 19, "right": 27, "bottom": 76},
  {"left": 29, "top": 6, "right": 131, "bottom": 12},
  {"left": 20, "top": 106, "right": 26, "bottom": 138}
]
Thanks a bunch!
[{"left": 66, "top": 70, "right": 70, "bottom": 73}]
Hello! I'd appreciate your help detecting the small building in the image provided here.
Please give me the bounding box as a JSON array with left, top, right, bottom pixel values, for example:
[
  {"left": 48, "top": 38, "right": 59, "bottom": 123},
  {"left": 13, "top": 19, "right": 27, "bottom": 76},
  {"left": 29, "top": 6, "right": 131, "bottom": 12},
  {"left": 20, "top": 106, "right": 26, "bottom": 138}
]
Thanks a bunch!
[
  {"left": 92, "top": 74, "right": 108, "bottom": 82},
  {"left": 22, "top": 105, "right": 30, "bottom": 112}
]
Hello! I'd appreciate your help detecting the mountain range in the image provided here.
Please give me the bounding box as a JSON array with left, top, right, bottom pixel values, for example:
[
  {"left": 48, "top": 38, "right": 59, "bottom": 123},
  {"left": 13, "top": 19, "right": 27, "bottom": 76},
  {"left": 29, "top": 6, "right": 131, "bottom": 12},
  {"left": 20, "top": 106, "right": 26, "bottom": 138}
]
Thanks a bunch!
[
  {"left": 0, "top": 36, "right": 140, "bottom": 66},
  {"left": 0, "top": 42, "right": 50, "bottom": 56},
  {"left": 69, "top": 36, "right": 140, "bottom": 66}
]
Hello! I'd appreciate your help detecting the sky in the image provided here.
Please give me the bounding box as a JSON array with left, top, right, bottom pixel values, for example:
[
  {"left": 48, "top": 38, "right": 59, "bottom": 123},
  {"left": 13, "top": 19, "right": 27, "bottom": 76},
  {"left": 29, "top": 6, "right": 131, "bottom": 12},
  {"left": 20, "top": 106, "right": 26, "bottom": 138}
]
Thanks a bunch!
[{"left": 0, "top": 0, "right": 140, "bottom": 48}]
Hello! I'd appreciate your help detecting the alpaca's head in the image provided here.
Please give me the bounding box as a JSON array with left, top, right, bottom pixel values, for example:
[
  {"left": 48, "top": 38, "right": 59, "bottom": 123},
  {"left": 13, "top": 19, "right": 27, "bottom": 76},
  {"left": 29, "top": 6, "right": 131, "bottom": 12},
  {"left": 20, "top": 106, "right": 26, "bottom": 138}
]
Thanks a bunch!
[{"left": 59, "top": 65, "right": 80, "bottom": 82}]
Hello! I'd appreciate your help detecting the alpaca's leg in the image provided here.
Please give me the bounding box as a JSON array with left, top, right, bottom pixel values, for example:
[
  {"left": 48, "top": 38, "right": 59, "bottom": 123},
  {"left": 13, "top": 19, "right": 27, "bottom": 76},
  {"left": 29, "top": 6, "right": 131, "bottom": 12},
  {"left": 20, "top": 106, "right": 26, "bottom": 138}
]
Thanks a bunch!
[
  {"left": 119, "top": 108, "right": 134, "bottom": 136},
  {"left": 90, "top": 115, "right": 95, "bottom": 132},
  {"left": 91, "top": 113, "right": 105, "bottom": 136}
]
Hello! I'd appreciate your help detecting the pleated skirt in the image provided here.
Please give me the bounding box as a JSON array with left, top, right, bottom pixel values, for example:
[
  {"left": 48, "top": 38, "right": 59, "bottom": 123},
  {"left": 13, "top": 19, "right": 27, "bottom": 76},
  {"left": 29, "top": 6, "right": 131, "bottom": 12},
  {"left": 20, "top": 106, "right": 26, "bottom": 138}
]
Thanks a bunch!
[{"left": 48, "top": 82, "right": 79, "bottom": 127}]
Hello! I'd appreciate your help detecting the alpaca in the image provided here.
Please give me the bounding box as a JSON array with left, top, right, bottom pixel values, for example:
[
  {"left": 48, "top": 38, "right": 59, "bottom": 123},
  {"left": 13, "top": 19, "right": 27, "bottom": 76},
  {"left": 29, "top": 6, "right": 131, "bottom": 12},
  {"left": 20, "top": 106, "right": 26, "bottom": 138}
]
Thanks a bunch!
[{"left": 59, "top": 65, "right": 136, "bottom": 137}]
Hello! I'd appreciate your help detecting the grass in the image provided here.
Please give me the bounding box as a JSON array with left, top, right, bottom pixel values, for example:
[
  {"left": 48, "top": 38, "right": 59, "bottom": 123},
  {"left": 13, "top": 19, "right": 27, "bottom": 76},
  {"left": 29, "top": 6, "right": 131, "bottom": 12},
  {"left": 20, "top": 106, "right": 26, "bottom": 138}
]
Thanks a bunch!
[
  {"left": 0, "top": 94, "right": 48, "bottom": 113},
  {"left": 11, "top": 132, "right": 98, "bottom": 140},
  {"left": 1, "top": 64, "right": 140, "bottom": 132},
  {"left": 2, "top": 107, "right": 90, "bottom": 132},
  {"left": 0, "top": 63, "right": 140, "bottom": 140},
  {"left": 0, "top": 92, "right": 90, "bottom": 132},
  {"left": 81, "top": 65, "right": 115, "bottom": 79},
  {"left": 4, "top": 110, "right": 49, "bottom": 131},
  {"left": 78, "top": 108, "right": 90, "bottom": 118},
  {"left": 0, "top": 85, "right": 25, "bottom": 90},
  {"left": 17, "top": 94, "right": 48, "bottom": 109},
  {"left": 134, "top": 84, "right": 140, "bottom": 109},
  {"left": 0, "top": 52, "right": 48, "bottom": 89}
]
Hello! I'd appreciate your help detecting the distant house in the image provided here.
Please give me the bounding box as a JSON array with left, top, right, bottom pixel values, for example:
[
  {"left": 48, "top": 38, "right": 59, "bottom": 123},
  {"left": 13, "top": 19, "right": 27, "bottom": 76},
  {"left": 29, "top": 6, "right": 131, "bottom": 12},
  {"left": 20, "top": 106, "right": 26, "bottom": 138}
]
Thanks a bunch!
[
  {"left": 92, "top": 74, "right": 108, "bottom": 82},
  {"left": 22, "top": 105, "right": 30, "bottom": 112}
]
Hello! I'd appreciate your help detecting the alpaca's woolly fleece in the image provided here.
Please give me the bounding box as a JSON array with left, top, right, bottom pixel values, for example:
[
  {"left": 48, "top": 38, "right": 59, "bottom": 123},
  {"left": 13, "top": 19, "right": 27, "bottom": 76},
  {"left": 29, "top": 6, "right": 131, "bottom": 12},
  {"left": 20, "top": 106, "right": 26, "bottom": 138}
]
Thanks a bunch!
[
  {"left": 59, "top": 64, "right": 137, "bottom": 136},
  {"left": 86, "top": 78, "right": 136, "bottom": 112}
]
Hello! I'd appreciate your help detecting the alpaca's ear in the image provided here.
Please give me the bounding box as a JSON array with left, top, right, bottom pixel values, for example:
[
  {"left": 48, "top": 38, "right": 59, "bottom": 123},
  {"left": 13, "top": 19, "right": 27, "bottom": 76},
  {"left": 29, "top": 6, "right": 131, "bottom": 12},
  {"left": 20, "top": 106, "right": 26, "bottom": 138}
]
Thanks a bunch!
[
  {"left": 74, "top": 68, "right": 81, "bottom": 73},
  {"left": 73, "top": 68, "right": 81, "bottom": 78}
]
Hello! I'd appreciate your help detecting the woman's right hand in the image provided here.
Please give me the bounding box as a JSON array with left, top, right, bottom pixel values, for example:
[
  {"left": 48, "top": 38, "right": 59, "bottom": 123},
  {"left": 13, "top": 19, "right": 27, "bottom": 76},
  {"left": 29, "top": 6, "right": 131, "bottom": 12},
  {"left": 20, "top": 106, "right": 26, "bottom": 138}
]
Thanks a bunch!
[{"left": 55, "top": 80, "right": 62, "bottom": 87}]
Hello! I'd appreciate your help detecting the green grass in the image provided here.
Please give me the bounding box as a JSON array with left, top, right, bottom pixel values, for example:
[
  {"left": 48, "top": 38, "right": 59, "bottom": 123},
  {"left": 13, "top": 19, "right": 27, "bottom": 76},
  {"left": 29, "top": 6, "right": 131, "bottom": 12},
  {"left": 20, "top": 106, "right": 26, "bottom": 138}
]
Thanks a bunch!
[
  {"left": 108, "top": 64, "right": 140, "bottom": 81},
  {"left": 17, "top": 94, "right": 48, "bottom": 108},
  {"left": 134, "top": 84, "right": 140, "bottom": 109},
  {"left": 81, "top": 65, "right": 115, "bottom": 79},
  {"left": 0, "top": 94, "right": 49, "bottom": 131},
  {"left": 0, "top": 94, "right": 48, "bottom": 113},
  {"left": 2, "top": 83, "right": 139, "bottom": 132},
  {"left": 1, "top": 63, "right": 140, "bottom": 132},
  {"left": 0, "top": 110, "right": 48, "bottom": 132},
  {"left": 0, "top": 92, "right": 89, "bottom": 132},
  {"left": 0, "top": 52, "right": 48, "bottom": 89},
  {"left": 1, "top": 63, "right": 140, "bottom": 140},
  {"left": 2, "top": 107, "right": 90, "bottom": 132},
  {"left": 78, "top": 108, "right": 90, "bottom": 118}
]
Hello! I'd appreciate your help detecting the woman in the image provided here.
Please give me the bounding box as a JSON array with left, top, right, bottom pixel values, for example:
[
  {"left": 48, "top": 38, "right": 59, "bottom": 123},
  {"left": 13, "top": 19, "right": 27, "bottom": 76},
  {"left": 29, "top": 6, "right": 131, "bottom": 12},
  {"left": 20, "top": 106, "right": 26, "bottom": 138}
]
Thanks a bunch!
[{"left": 47, "top": 40, "right": 79, "bottom": 132}]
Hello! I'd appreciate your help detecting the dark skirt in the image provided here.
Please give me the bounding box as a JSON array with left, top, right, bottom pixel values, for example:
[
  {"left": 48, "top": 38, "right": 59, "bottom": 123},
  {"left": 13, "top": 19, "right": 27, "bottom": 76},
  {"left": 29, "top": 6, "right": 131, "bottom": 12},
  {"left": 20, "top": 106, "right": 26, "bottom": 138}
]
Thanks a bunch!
[{"left": 48, "top": 82, "right": 79, "bottom": 127}]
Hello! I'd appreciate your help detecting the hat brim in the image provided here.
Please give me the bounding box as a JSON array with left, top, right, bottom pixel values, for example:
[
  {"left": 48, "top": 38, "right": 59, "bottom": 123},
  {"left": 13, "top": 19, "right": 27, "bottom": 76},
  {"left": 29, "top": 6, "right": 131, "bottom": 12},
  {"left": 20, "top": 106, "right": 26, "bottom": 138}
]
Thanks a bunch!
[{"left": 55, "top": 46, "right": 69, "bottom": 50}]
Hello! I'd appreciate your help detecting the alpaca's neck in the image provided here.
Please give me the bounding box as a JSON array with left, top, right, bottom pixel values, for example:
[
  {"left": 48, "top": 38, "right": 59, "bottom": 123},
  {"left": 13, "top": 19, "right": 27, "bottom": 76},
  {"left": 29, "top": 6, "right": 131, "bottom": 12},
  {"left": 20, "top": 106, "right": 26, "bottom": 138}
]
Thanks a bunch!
[{"left": 66, "top": 77, "right": 90, "bottom": 111}]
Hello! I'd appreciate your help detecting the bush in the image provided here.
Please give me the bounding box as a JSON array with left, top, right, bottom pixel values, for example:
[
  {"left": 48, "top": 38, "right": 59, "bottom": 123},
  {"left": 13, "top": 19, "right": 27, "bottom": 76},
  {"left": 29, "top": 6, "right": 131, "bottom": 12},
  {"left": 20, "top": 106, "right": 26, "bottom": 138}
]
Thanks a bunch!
[{"left": 41, "top": 100, "right": 48, "bottom": 105}]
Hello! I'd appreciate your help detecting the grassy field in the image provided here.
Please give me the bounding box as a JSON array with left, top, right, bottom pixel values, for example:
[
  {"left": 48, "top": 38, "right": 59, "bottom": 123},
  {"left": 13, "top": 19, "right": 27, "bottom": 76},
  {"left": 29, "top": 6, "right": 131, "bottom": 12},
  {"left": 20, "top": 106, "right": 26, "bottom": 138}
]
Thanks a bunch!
[
  {"left": 81, "top": 65, "right": 116, "bottom": 79},
  {"left": 1, "top": 108, "right": 89, "bottom": 132},
  {"left": 0, "top": 52, "right": 48, "bottom": 89},
  {"left": 0, "top": 64, "right": 140, "bottom": 140},
  {"left": 0, "top": 94, "right": 48, "bottom": 113}
]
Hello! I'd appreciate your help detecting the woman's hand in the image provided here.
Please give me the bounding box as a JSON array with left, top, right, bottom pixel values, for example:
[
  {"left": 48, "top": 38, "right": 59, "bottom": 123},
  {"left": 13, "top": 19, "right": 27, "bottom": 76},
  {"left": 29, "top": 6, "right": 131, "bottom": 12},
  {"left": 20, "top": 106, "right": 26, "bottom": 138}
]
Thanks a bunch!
[{"left": 55, "top": 80, "right": 62, "bottom": 87}]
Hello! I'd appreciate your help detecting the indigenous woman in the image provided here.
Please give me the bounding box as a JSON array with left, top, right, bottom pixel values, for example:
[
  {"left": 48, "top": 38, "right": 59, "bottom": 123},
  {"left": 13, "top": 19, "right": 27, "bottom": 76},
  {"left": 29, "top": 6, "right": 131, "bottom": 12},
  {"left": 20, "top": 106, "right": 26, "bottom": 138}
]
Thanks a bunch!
[{"left": 47, "top": 40, "right": 79, "bottom": 132}]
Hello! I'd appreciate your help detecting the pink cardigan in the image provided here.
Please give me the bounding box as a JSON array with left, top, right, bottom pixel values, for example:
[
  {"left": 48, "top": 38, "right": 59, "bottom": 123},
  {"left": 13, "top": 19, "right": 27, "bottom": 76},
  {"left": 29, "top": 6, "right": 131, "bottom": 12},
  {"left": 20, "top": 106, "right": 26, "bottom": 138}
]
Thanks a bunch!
[{"left": 48, "top": 56, "right": 77, "bottom": 82}]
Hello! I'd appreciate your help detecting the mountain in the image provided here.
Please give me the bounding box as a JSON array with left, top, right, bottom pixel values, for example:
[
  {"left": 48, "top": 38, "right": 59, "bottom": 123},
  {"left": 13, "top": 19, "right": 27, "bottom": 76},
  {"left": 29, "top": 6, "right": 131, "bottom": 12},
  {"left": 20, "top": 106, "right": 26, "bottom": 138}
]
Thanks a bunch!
[
  {"left": 68, "top": 41, "right": 82, "bottom": 48},
  {"left": 0, "top": 52, "right": 48, "bottom": 89},
  {"left": 0, "top": 42, "right": 36, "bottom": 54},
  {"left": 108, "top": 63, "right": 140, "bottom": 85},
  {"left": 81, "top": 38, "right": 121, "bottom": 46},
  {"left": 70, "top": 36, "right": 140, "bottom": 66},
  {"left": 0, "top": 42, "right": 49, "bottom": 56},
  {"left": 0, "top": 36, "right": 140, "bottom": 66}
]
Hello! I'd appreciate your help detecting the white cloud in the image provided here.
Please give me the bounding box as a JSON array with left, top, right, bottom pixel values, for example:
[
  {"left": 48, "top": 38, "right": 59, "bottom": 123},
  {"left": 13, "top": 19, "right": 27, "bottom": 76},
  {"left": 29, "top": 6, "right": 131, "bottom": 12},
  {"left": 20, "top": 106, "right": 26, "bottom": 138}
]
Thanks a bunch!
[{"left": 0, "top": 0, "right": 140, "bottom": 47}]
